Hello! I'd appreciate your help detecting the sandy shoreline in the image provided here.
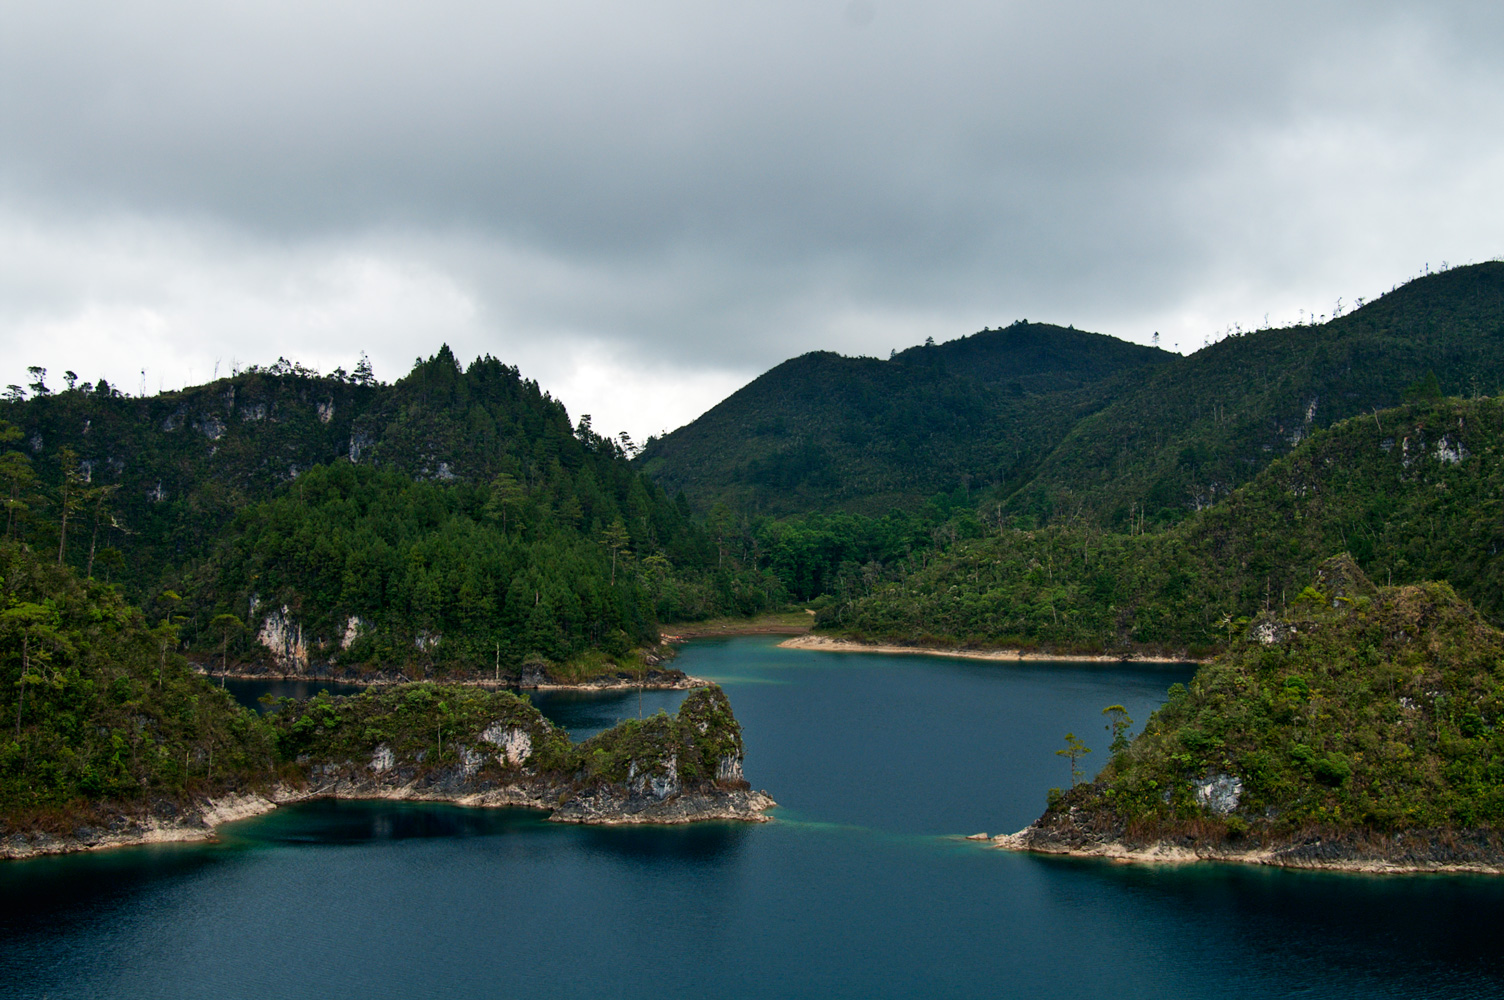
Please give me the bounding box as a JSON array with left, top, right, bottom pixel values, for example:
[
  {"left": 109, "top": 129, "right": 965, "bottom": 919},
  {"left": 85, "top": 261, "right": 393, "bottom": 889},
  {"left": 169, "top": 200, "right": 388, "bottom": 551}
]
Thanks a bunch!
[
  {"left": 664, "top": 626, "right": 811, "bottom": 639},
  {"left": 779, "top": 634, "right": 1202, "bottom": 664},
  {"left": 981, "top": 829, "right": 1504, "bottom": 875}
]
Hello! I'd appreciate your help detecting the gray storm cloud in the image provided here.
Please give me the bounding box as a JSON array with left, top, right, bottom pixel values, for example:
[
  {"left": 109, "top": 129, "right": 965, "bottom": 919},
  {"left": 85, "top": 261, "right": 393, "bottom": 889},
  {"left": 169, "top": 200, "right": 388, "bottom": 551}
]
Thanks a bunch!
[{"left": 1, "top": 1, "right": 1502, "bottom": 436}]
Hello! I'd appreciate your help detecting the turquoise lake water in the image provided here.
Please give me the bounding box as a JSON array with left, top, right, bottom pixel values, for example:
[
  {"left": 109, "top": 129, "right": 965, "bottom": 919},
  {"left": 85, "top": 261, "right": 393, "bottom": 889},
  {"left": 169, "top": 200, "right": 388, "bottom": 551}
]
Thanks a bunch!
[{"left": 5, "top": 636, "right": 1504, "bottom": 998}]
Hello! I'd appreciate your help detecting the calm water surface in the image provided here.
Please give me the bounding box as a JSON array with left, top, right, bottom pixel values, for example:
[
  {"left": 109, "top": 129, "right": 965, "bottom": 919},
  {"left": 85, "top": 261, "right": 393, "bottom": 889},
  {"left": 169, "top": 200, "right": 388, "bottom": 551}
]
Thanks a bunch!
[
  {"left": 224, "top": 676, "right": 687, "bottom": 740},
  {"left": 5, "top": 636, "right": 1504, "bottom": 998}
]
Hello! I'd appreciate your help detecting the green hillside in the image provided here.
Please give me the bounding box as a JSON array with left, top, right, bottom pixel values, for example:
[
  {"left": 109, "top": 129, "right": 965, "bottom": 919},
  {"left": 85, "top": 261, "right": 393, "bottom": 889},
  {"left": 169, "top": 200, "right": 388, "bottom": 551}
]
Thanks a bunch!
[
  {"left": 636, "top": 323, "right": 1171, "bottom": 516},
  {"left": 640, "top": 263, "right": 1504, "bottom": 531},
  {"left": 0, "top": 348, "right": 785, "bottom": 677},
  {"left": 1009, "top": 262, "right": 1504, "bottom": 527},
  {"left": 3, "top": 347, "right": 700, "bottom": 588},
  {"left": 0, "top": 539, "right": 276, "bottom": 831},
  {"left": 0, "top": 537, "right": 761, "bottom": 843},
  {"left": 821, "top": 395, "right": 1504, "bottom": 654}
]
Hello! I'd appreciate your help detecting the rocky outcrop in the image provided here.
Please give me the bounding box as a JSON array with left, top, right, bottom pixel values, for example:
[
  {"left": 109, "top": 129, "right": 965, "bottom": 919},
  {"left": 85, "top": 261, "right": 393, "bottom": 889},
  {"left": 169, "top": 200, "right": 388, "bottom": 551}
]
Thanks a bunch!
[
  {"left": 268, "top": 684, "right": 773, "bottom": 826},
  {"left": 255, "top": 604, "right": 308, "bottom": 671},
  {"left": 550, "top": 787, "right": 776, "bottom": 825},
  {"left": 1, "top": 793, "right": 281, "bottom": 860},
  {"left": 3, "top": 684, "right": 774, "bottom": 860}
]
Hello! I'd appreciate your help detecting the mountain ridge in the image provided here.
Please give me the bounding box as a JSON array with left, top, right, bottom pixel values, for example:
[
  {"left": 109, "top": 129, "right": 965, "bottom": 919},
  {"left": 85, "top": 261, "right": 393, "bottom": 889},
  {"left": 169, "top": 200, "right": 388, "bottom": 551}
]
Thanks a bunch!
[{"left": 638, "top": 322, "right": 1173, "bottom": 515}]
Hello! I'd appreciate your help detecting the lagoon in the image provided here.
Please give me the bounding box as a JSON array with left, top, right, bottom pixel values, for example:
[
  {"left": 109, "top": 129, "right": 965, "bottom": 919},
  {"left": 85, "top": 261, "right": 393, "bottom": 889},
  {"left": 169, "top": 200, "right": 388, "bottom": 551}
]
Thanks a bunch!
[{"left": 4, "top": 636, "right": 1504, "bottom": 998}]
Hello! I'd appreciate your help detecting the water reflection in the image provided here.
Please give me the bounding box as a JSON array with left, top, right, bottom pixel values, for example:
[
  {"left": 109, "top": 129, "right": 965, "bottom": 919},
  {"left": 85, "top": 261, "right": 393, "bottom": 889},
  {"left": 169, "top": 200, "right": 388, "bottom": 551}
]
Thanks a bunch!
[
  {"left": 222, "top": 677, "right": 689, "bottom": 740},
  {"left": 224, "top": 799, "right": 552, "bottom": 846},
  {"left": 529, "top": 687, "right": 689, "bottom": 738},
  {"left": 222, "top": 676, "right": 369, "bottom": 712},
  {"left": 1046, "top": 853, "right": 1504, "bottom": 984}
]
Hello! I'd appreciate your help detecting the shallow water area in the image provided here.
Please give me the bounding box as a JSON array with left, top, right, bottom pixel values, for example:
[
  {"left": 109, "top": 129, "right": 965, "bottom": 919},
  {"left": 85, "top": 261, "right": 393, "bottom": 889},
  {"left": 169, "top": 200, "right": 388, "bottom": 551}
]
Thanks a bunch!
[{"left": 6, "top": 635, "right": 1504, "bottom": 998}]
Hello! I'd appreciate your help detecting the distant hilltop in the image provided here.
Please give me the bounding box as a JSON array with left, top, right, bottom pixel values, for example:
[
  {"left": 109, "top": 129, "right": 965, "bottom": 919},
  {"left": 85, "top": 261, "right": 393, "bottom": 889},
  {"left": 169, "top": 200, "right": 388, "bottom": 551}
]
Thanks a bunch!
[{"left": 640, "top": 262, "right": 1504, "bottom": 526}]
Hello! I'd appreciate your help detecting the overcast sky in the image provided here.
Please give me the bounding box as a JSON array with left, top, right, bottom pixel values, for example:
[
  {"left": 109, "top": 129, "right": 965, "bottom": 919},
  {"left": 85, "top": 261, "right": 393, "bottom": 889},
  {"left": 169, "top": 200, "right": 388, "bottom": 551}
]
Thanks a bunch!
[{"left": 2, "top": 1, "right": 1501, "bottom": 441}]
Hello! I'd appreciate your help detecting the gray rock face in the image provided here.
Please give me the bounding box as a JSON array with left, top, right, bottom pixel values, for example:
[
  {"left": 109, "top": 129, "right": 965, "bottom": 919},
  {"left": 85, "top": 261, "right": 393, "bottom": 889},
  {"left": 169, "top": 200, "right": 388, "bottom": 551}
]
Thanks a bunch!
[
  {"left": 480, "top": 722, "right": 533, "bottom": 766},
  {"left": 256, "top": 605, "right": 308, "bottom": 671},
  {"left": 628, "top": 756, "right": 682, "bottom": 800},
  {"left": 715, "top": 754, "right": 744, "bottom": 783},
  {"left": 549, "top": 787, "right": 776, "bottom": 825},
  {"left": 369, "top": 745, "right": 396, "bottom": 773},
  {"left": 1193, "top": 774, "right": 1244, "bottom": 815}
]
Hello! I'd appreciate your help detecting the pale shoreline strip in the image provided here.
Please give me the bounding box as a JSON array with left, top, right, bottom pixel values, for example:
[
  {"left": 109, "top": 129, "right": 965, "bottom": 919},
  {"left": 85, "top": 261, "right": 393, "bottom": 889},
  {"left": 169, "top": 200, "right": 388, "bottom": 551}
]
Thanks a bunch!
[
  {"left": 982, "top": 829, "right": 1504, "bottom": 875},
  {"left": 2, "top": 780, "right": 771, "bottom": 861},
  {"left": 778, "top": 634, "right": 1201, "bottom": 664}
]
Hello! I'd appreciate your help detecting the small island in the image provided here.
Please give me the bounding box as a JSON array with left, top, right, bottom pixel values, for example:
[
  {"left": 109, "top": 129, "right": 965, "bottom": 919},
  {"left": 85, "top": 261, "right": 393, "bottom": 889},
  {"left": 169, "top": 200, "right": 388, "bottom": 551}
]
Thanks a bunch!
[{"left": 994, "top": 555, "right": 1504, "bottom": 874}]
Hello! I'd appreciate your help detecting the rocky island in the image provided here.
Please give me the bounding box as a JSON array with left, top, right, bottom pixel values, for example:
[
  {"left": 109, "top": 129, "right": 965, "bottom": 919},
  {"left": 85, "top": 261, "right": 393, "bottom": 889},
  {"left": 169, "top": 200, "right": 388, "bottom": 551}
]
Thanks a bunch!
[{"left": 994, "top": 556, "right": 1504, "bottom": 874}]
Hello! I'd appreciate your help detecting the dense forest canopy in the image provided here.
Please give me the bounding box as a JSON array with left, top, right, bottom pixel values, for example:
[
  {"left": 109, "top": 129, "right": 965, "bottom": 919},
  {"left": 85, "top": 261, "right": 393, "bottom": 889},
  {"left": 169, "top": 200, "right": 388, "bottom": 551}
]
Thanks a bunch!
[
  {"left": 0, "top": 349, "right": 790, "bottom": 675},
  {"left": 6, "top": 263, "right": 1504, "bottom": 674},
  {"left": 635, "top": 323, "right": 1171, "bottom": 516},
  {"left": 821, "top": 395, "right": 1504, "bottom": 654}
]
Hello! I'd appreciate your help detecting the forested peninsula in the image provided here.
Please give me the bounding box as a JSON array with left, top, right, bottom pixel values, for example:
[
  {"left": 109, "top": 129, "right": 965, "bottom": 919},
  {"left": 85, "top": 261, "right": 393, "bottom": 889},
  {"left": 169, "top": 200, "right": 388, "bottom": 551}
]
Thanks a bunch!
[
  {"left": 0, "top": 348, "right": 796, "bottom": 686},
  {"left": 994, "top": 557, "right": 1504, "bottom": 873},
  {"left": 0, "top": 538, "right": 770, "bottom": 860}
]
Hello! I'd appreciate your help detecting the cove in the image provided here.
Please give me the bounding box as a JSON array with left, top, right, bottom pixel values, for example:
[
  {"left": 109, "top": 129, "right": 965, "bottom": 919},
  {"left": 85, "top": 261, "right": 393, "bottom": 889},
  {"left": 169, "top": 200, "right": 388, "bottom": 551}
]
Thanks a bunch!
[{"left": 5, "top": 636, "right": 1504, "bottom": 999}]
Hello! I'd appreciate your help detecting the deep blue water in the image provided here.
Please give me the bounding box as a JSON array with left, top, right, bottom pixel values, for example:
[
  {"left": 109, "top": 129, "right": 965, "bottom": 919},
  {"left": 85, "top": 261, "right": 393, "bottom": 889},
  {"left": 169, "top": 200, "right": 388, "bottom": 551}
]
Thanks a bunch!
[{"left": 5, "top": 636, "right": 1504, "bottom": 998}]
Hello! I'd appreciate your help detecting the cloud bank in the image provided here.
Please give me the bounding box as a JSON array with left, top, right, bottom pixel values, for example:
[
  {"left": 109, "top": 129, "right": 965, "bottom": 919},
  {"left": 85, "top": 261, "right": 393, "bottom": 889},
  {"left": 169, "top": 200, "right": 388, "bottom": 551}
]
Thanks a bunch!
[{"left": 2, "top": 1, "right": 1502, "bottom": 438}]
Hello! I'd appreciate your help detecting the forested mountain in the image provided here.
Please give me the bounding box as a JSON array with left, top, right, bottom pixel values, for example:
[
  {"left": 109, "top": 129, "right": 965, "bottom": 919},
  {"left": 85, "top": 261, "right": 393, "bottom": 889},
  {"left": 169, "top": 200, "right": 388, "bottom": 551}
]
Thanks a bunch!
[
  {"left": 641, "top": 263, "right": 1504, "bottom": 529},
  {"left": 0, "top": 348, "right": 784, "bottom": 678},
  {"left": 821, "top": 394, "right": 1504, "bottom": 654},
  {"left": 1009, "top": 262, "right": 1504, "bottom": 528},
  {"left": 8, "top": 263, "right": 1504, "bottom": 676},
  {"left": 1, "top": 346, "right": 669, "bottom": 592},
  {"left": 636, "top": 324, "right": 1171, "bottom": 516}
]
